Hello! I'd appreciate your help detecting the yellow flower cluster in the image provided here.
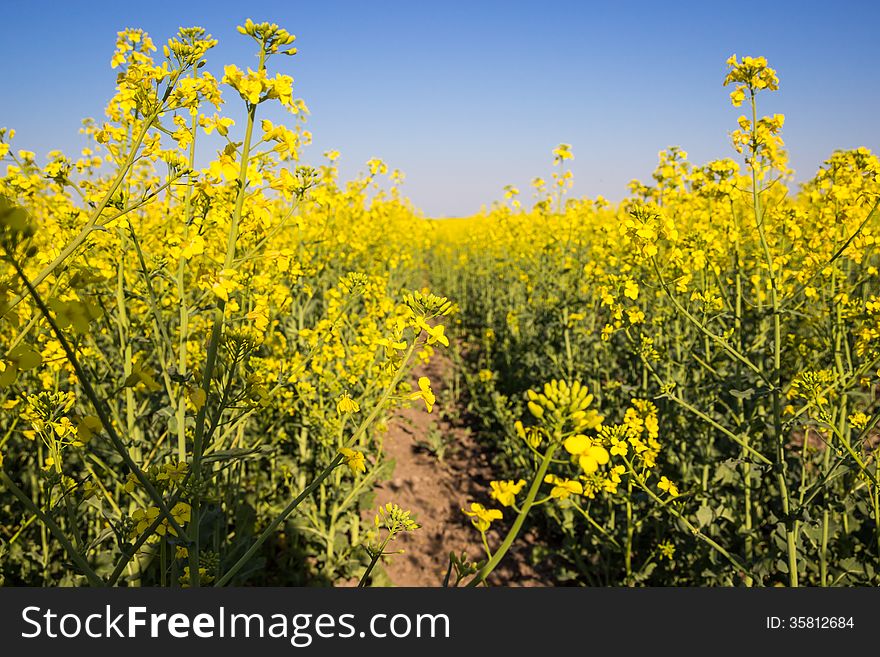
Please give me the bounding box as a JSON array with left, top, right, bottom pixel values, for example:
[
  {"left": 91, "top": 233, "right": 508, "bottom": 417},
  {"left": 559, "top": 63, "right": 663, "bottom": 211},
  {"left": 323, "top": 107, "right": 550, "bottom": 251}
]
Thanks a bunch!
[
  {"left": 0, "top": 21, "right": 451, "bottom": 585},
  {"left": 129, "top": 502, "right": 191, "bottom": 540},
  {"left": 2, "top": 26, "right": 878, "bottom": 588},
  {"left": 422, "top": 54, "right": 880, "bottom": 585},
  {"left": 525, "top": 379, "right": 604, "bottom": 435}
]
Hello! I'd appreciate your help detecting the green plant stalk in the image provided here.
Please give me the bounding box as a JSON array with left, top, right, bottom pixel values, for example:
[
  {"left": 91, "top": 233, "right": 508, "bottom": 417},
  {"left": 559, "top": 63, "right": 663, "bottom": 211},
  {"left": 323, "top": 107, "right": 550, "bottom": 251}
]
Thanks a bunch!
[
  {"left": 623, "top": 458, "right": 753, "bottom": 580},
  {"left": 8, "top": 258, "right": 186, "bottom": 537},
  {"left": 188, "top": 46, "right": 267, "bottom": 587},
  {"left": 31, "top": 445, "right": 49, "bottom": 584},
  {"left": 3, "top": 110, "right": 164, "bottom": 319},
  {"left": 570, "top": 500, "right": 621, "bottom": 548},
  {"left": 643, "top": 359, "right": 772, "bottom": 465},
  {"left": 442, "top": 557, "right": 455, "bottom": 587},
  {"left": 793, "top": 425, "right": 811, "bottom": 576},
  {"left": 358, "top": 533, "right": 393, "bottom": 587},
  {"left": 176, "top": 108, "right": 199, "bottom": 462},
  {"left": 0, "top": 416, "right": 18, "bottom": 453},
  {"left": 122, "top": 223, "right": 179, "bottom": 416},
  {"left": 8, "top": 512, "right": 38, "bottom": 545},
  {"left": 874, "top": 486, "right": 880, "bottom": 564},
  {"left": 480, "top": 530, "right": 494, "bottom": 559},
  {"left": 0, "top": 470, "right": 103, "bottom": 587},
  {"left": 119, "top": 122, "right": 139, "bottom": 472},
  {"left": 732, "top": 219, "right": 754, "bottom": 586},
  {"left": 113, "top": 232, "right": 140, "bottom": 471},
  {"left": 563, "top": 307, "right": 574, "bottom": 381},
  {"left": 215, "top": 340, "right": 420, "bottom": 586},
  {"left": 160, "top": 537, "right": 167, "bottom": 587},
  {"left": 625, "top": 478, "right": 634, "bottom": 583},
  {"left": 125, "top": 221, "right": 175, "bottom": 356},
  {"left": 467, "top": 443, "right": 558, "bottom": 587},
  {"left": 823, "top": 258, "right": 847, "bottom": 586},
  {"left": 52, "top": 443, "right": 83, "bottom": 550},
  {"left": 819, "top": 494, "right": 830, "bottom": 587},
  {"left": 748, "top": 90, "right": 797, "bottom": 587},
  {"left": 650, "top": 257, "right": 768, "bottom": 386}
]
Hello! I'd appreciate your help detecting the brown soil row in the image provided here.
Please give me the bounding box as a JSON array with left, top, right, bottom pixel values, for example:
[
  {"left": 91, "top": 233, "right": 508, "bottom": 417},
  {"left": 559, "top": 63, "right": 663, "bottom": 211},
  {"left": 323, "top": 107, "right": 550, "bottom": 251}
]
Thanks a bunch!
[{"left": 369, "top": 353, "right": 551, "bottom": 586}]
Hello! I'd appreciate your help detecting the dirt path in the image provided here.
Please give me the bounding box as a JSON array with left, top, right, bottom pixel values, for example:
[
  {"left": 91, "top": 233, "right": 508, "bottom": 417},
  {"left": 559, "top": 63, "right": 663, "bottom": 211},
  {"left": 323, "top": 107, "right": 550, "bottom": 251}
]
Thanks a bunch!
[{"left": 370, "top": 352, "right": 551, "bottom": 586}]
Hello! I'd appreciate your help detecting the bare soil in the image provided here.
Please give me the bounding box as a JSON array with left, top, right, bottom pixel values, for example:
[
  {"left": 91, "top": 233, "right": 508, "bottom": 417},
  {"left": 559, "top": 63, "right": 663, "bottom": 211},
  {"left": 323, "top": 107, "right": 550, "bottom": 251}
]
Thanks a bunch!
[{"left": 369, "top": 353, "right": 552, "bottom": 586}]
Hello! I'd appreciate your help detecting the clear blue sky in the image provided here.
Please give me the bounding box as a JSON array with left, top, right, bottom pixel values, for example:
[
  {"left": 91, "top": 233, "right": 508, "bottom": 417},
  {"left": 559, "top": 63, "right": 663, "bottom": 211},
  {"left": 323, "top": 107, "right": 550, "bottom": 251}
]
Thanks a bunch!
[{"left": 3, "top": 0, "right": 878, "bottom": 216}]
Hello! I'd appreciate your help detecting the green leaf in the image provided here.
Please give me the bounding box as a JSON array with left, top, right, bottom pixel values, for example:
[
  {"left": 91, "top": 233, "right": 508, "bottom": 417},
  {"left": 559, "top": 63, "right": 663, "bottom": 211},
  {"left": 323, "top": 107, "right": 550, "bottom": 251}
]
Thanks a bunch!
[
  {"left": 0, "top": 366, "right": 18, "bottom": 387},
  {"left": 695, "top": 505, "right": 713, "bottom": 528},
  {"left": 729, "top": 388, "right": 754, "bottom": 400},
  {"left": 8, "top": 344, "right": 42, "bottom": 370}
]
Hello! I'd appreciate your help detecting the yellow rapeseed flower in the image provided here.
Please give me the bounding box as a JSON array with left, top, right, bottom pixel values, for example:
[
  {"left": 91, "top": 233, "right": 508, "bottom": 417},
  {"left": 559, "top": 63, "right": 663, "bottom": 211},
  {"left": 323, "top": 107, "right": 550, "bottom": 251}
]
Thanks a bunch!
[
  {"left": 544, "top": 474, "right": 584, "bottom": 499},
  {"left": 339, "top": 447, "right": 366, "bottom": 474},
  {"left": 563, "top": 434, "right": 610, "bottom": 474},
  {"left": 489, "top": 479, "right": 526, "bottom": 507},
  {"left": 657, "top": 476, "right": 680, "bottom": 497},
  {"left": 462, "top": 503, "right": 502, "bottom": 532},
  {"left": 409, "top": 376, "right": 436, "bottom": 413},
  {"left": 336, "top": 392, "right": 360, "bottom": 414}
]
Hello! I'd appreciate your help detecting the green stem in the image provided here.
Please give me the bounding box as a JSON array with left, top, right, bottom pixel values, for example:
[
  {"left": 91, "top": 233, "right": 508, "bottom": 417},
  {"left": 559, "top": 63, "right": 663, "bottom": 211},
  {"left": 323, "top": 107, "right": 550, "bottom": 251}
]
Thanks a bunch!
[
  {"left": 188, "top": 47, "right": 266, "bottom": 587},
  {"left": 3, "top": 112, "right": 159, "bottom": 317},
  {"left": 467, "top": 443, "right": 558, "bottom": 587},
  {"left": 216, "top": 340, "right": 420, "bottom": 586},
  {"left": 650, "top": 256, "right": 768, "bottom": 386},
  {"left": 0, "top": 470, "right": 104, "bottom": 587},
  {"left": 733, "top": 226, "right": 754, "bottom": 586},
  {"left": 358, "top": 534, "right": 393, "bottom": 587},
  {"left": 643, "top": 359, "right": 771, "bottom": 465},
  {"left": 570, "top": 500, "right": 621, "bottom": 548},
  {"left": 624, "top": 459, "right": 753, "bottom": 581},
  {"left": 748, "top": 91, "right": 796, "bottom": 587},
  {"left": 176, "top": 108, "right": 199, "bottom": 463},
  {"left": 625, "top": 478, "right": 634, "bottom": 584},
  {"left": 8, "top": 257, "right": 186, "bottom": 536}
]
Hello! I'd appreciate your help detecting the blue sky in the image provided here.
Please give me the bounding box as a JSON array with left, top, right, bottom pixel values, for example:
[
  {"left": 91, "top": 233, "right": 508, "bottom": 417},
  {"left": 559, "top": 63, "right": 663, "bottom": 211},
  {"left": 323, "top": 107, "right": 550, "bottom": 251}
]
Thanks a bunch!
[{"left": 2, "top": 0, "right": 878, "bottom": 216}]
